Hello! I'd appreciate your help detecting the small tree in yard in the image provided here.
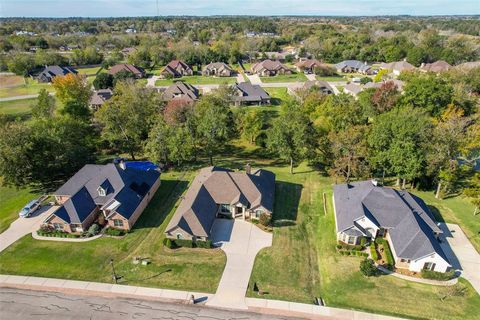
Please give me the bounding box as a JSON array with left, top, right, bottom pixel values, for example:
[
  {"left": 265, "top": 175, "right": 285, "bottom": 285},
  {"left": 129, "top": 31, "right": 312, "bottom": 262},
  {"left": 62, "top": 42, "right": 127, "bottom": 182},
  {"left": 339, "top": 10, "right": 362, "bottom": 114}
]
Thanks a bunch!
[{"left": 360, "top": 258, "right": 378, "bottom": 277}]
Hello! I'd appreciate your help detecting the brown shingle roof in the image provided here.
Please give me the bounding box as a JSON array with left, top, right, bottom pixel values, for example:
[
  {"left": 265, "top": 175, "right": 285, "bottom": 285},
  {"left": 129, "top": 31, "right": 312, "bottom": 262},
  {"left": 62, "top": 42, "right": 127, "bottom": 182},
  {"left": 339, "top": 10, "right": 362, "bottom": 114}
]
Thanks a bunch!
[{"left": 107, "top": 64, "right": 144, "bottom": 76}]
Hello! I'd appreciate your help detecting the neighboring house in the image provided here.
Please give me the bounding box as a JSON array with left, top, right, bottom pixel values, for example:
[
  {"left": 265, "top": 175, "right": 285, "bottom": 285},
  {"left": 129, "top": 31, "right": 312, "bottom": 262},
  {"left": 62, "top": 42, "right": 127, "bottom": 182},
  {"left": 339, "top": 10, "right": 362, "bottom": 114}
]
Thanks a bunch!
[
  {"left": 89, "top": 89, "right": 113, "bottom": 110},
  {"left": 344, "top": 80, "right": 404, "bottom": 97},
  {"left": 107, "top": 64, "right": 145, "bottom": 78},
  {"left": 333, "top": 180, "right": 451, "bottom": 273},
  {"left": 165, "top": 165, "right": 275, "bottom": 241},
  {"left": 37, "top": 65, "right": 78, "bottom": 83},
  {"left": 121, "top": 47, "right": 137, "bottom": 56},
  {"left": 203, "top": 62, "right": 235, "bottom": 77},
  {"left": 162, "top": 81, "right": 199, "bottom": 102},
  {"left": 420, "top": 60, "right": 452, "bottom": 73},
  {"left": 160, "top": 60, "right": 194, "bottom": 78},
  {"left": 288, "top": 80, "right": 334, "bottom": 97},
  {"left": 232, "top": 82, "right": 270, "bottom": 106},
  {"left": 251, "top": 59, "right": 292, "bottom": 76},
  {"left": 455, "top": 61, "right": 480, "bottom": 71},
  {"left": 44, "top": 161, "right": 161, "bottom": 233},
  {"left": 379, "top": 60, "right": 415, "bottom": 75},
  {"left": 343, "top": 83, "right": 363, "bottom": 97},
  {"left": 294, "top": 59, "right": 326, "bottom": 74},
  {"left": 335, "top": 60, "right": 373, "bottom": 74}
]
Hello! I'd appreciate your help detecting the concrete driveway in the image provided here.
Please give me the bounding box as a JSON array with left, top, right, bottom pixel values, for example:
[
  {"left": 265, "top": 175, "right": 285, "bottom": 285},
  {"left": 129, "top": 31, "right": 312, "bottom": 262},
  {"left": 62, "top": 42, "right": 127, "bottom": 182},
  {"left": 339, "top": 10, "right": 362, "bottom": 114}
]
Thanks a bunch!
[
  {"left": 0, "top": 206, "right": 57, "bottom": 253},
  {"left": 207, "top": 219, "right": 273, "bottom": 310},
  {"left": 439, "top": 223, "right": 480, "bottom": 294},
  {"left": 245, "top": 74, "right": 262, "bottom": 85}
]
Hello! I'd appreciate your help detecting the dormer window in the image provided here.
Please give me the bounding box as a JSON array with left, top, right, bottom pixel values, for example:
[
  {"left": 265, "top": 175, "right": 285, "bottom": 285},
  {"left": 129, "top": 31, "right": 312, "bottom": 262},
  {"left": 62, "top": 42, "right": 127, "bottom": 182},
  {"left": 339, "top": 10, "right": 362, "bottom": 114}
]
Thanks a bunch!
[{"left": 97, "top": 186, "right": 106, "bottom": 197}]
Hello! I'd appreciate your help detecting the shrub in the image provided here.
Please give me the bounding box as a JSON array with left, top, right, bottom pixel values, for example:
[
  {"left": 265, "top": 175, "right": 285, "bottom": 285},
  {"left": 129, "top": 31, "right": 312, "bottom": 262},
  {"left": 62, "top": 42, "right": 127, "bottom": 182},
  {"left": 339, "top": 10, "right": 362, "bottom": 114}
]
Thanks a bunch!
[
  {"left": 360, "top": 258, "right": 378, "bottom": 277},
  {"left": 174, "top": 239, "right": 195, "bottom": 248},
  {"left": 421, "top": 269, "right": 456, "bottom": 281},
  {"left": 163, "top": 238, "right": 177, "bottom": 249},
  {"left": 196, "top": 240, "right": 213, "bottom": 249},
  {"left": 87, "top": 223, "right": 100, "bottom": 236},
  {"left": 370, "top": 242, "right": 379, "bottom": 260},
  {"left": 360, "top": 77, "right": 372, "bottom": 84},
  {"left": 382, "top": 240, "right": 395, "bottom": 268},
  {"left": 105, "top": 228, "right": 125, "bottom": 236},
  {"left": 259, "top": 213, "right": 271, "bottom": 227},
  {"left": 360, "top": 237, "right": 366, "bottom": 247},
  {"left": 353, "top": 245, "right": 363, "bottom": 251},
  {"left": 336, "top": 244, "right": 343, "bottom": 250}
]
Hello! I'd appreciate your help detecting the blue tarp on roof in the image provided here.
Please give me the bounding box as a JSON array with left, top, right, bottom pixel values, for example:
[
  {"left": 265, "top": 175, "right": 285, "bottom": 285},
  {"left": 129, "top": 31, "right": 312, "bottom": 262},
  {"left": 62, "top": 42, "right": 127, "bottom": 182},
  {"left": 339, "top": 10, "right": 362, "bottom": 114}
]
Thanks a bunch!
[{"left": 125, "top": 161, "right": 158, "bottom": 171}]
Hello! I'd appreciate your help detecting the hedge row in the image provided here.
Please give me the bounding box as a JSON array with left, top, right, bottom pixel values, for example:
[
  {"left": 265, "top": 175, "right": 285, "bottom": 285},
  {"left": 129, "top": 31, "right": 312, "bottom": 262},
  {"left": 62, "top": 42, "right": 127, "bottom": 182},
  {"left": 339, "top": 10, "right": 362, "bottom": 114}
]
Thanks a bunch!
[
  {"left": 163, "top": 238, "right": 213, "bottom": 249},
  {"left": 105, "top": 228, "right": 125, "bottom": 236},
  {"left": 377, "top": 237, "right": 394, "bottom": 268},
  {"left": 339, "top": 250, "right": 368, "bottom": 258},
  {"left": 421, "top": 269, "right": 456, "bottom": 281},
  {"left": 370, "top": 242, "right": 379, "bottom": 261},
  {"left": 37, "top": 230, "right": 79, "bottom": 238}
]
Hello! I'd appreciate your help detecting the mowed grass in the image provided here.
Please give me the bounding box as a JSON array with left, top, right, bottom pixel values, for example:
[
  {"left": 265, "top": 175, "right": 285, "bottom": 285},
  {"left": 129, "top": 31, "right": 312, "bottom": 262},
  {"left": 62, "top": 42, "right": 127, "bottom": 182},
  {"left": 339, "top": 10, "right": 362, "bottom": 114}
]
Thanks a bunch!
[
  {"left": 260, "top": 73, "right": 307, "bottom": 83},
  {"left": 0, "top": 75, "right": 25, "bottom": 88},
  {"left": 0, "top": 78, "right": 54, "bottom": 98},
  {"left": 0, "top": 182, "right": 40, "bottom": 233},
  {"left": 264, "top": 87, "right": 291, "bottom": 105},
  {"left": 315, "top": 75, "right": 345, "bottom": 82},
  {"left": 76, "top": 66, "right": 102, "bottom": 75},
  {"left": 247, "top": 159, "right": 480, "bottom": 319},
  {"left": 0, "top": 170, "right": 226, "bottom": 293},
  {"left": 155, "top": 75, "right": 236, "bottom": 86},
  {"left": 0, "top": 98, "right": 35, "bottom": 116}
]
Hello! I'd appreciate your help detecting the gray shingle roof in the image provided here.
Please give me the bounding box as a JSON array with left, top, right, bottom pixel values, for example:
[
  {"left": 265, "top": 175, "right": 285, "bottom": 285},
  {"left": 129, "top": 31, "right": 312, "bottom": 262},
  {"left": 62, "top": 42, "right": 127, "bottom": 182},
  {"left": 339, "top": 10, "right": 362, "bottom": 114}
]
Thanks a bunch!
[
  {"left": 333, "top": 181, "right": 448, "bottom": 261},
  {"left": 335, "top": 60, "right": 371, "bottom": 72},
  {"left": 165, "top": 166, "right": 275, "bottom": 238},
  {"left": 162, "top": 81, "right": 199, "bottom": 101},
  {"left": 234, "top": 82, "right": 270, "bottom": 102},
  {"left": 38, "top": 65, "right": 77, "bottom": 82}
]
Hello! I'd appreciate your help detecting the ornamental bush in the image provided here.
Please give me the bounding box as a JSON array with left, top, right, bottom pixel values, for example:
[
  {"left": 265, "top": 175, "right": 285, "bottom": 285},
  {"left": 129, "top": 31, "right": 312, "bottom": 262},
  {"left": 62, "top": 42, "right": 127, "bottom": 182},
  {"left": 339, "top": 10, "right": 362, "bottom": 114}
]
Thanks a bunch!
[
  {"left": 421, "top": 269, "right": 456, "bottom": 281},
  {"left": 360, "top": 258, "right": 378, "bottom": 277},
  {"left": 370, "top": 242, "right": 379, "bottom": 260}
]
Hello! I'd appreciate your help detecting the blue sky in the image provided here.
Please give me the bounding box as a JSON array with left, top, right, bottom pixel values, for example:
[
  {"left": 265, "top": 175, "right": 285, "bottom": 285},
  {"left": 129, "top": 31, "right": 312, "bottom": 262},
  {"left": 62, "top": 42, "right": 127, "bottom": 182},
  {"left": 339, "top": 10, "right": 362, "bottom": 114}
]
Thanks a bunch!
[{"left": 1, "top": 0, "right": 479, "bottom": 17}]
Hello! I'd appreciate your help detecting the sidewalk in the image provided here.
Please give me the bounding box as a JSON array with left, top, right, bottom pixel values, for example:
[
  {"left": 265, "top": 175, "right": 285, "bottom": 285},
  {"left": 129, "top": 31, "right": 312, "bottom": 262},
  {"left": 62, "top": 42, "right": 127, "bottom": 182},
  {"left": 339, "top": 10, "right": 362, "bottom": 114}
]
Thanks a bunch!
[{"left": 0, "top": 274, "right": 404, "bottom": 319}]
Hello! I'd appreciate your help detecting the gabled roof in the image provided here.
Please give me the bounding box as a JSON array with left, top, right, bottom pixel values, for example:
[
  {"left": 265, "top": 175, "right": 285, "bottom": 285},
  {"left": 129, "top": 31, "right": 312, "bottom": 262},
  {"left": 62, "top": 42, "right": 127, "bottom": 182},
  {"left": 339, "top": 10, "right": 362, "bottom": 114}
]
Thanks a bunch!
[
  {"left": 302, "top": 80, "right": 333, "bottom": 93},
  {"left": 52, "top": 163, "right": 160, "bottom": 224},
  {"left": 108, "top": 64, "right": 144, "bottom": 76},
  {"left": 38, "top": 65, "right": 77, "bottom": 80},
  {"left": 204, "top": 62, "right": 233, "bottom": 72},
  {"left": 165, "top": 60, "right": 191, "bottom": 70},
  {"left": 380, "top": 60, "right": 415, "bottom": 72},
  {"left": 335, "top": 60, "right": 371, "bottom": 72},
  {"left": 333, "top": 181, "right": 448, "bottom": 262},
  {"left": 234, "top": 82, "right": 270, "bottom": 102},
  {"left": 251, "top": 59, "right": 290, "bottom": 73},
  {"left": 421, "top": 60, "right": 452, "bottom": 73},
  {"left": 165, "top": 166, "right": 275, "bottom": 238},
  {"left": 89, "top": 89, "right": 113, "bottom": 105},
  {"left": 295, "top": 59, "right": 324, "bottom": 69},
  {"left": 163, "top": 81, "right": 199, "bottom": 101}
]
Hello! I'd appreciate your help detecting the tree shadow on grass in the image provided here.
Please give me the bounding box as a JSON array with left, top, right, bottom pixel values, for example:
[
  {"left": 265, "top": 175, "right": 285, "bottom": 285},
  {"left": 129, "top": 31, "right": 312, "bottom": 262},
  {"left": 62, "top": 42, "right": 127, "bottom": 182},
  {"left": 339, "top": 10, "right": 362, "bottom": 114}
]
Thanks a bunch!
[
  {"left": 133, "top": 179, "right": 190, "bottom": 230},
  {"left": 272, "top": 180, "right": 303, "bottom": 225}
]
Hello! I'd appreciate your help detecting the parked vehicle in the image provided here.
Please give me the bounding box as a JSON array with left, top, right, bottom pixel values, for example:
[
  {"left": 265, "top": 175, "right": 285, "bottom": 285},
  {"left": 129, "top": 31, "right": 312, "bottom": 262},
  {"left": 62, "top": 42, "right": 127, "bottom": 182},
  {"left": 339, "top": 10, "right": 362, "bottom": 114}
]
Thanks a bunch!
[{"left": 19, "top": 199, "right": 41, "bottom": 218}]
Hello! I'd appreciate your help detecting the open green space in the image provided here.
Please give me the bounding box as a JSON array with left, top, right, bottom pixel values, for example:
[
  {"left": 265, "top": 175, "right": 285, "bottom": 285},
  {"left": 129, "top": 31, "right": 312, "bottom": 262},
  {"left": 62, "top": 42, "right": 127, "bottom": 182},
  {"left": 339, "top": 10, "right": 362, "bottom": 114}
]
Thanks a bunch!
[
  {"left": 260, "top": 73, "right": 307, "bottom": 83},
  {"left": 315, "top": 75, "right": 345, "bottom": 82},
  {"left": 76, "top": 66, "right": 102, "bottom": 76},
  {"left": 0, "top": 98, "right": 36, "bottom": 116},
  {"left": 0, "top": 78, "right": 55, "bottom": 98},
  {"left": 0, "top": 171, "right": 226, "bottom": 293},
  {"left": 264, "top": 87, "right": 291, "bottom": 105},
  {"left": 155, "top": 75, "right": 237, "bottom": 86},
  {"left": 0, "top": 182, "right": 39, "bottom": 233}
]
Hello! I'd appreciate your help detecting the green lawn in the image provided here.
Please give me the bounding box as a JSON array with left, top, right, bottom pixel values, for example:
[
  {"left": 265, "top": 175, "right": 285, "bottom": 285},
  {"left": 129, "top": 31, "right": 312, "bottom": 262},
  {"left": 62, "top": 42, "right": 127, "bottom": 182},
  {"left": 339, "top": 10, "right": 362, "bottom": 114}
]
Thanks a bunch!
[
  {"left": 315, "top": 75, "right": 346, "bottom": 82},
  {"left": 0, "top": 182, "right": 39, "bottom": 233},
  {"left": 247, "top": 160, "right": 480, "bottom": 319},
  {"left": 0, "top": 98, "right": 35, "bottom": 116},
  {"left": 76, "top": 66, "right": 102, "bottom": 75},
  {"left": 264, "top": 87, "right": 291, "bottom": 105},
  {"left": 0, "top": 78, "right": 55, "bottom": 98},
  {"left": 155, "top": 76, "right": 236, "bottom": 86},
  {"left": 260, "top": 73, "right": 307, "bottom": 83},
  {"left": 0, "top": 171, "right": 226, "bottom": 293}
]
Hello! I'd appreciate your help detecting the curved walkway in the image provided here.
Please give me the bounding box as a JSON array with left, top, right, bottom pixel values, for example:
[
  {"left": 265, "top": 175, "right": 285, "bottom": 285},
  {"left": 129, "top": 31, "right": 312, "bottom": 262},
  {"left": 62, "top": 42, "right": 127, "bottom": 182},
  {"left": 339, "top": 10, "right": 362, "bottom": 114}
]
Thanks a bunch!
[
  {"left": 206, "top": 219, "right": 273, "bottom": 310},
  {"left": 32, "top": 231, "right": 102, "bottom": 242},
  {"left": 377, "top": 265, "right": 458, "bottom": 286}
]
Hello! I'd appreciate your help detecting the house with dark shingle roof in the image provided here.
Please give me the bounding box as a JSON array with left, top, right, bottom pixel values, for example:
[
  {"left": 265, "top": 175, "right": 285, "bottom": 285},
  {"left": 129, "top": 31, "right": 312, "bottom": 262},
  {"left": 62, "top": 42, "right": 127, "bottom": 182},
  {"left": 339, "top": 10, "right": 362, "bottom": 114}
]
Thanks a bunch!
[
  {"left": 203, "top": 62, "right": 235, "bottom": 77},
  {"left": 160, "top": 60, "right": 194, "bottom": 78},
  {"left": 44, "top": 161, "right": 161, "bottom": 233},
  {"left": 165, "top": 166, "right": 275, "bottom": 241},
  {"left": 107, "top": 64, "right": 145, "bottom": 78},
  {"left": 37, "top": 65, "right": 78, "bottom": 83},
  {"left": 89, "top": 89, "right": 113, "bottom": 110},
  {"left": 251, "top": 59, "right": 292, "bottom": 76},
  {"left": 161, "top": 81, "right": 199, "bottom": 102},
  {"left": 335, "top": 60, "right": 374, "bottom": 75},
  {"left": 333, "top": 180, "right": 451, "bottom": 273},
  {"left": 233, "top": 82, "right": 270, "bottom": 106}
]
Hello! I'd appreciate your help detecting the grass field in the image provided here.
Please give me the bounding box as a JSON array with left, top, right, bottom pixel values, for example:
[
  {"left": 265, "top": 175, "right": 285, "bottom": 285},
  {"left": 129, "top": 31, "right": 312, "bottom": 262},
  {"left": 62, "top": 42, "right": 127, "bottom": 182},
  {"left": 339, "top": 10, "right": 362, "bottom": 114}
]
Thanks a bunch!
[
  {"left": 155, "top": 75, "right": 236, "bottom": 86},
  {"left": 0, "top": 98, "right": 36, "bottom": 116},
  {"left": 264, "top": 87, "right": 291, "bottom": 105},
  {"left": 260, "top": 73, "right": 307, "bottom": 83},
  {"left": 0, "top": 171, "right": 226, "bottom": 292},
  {"left": 76, "top": 66, "right": 102, "bottom": 76},
  {"left": 0, "top": 78, "right": 55, "bottom": 98},
  {"left": 316, "top": 75, "right": 346, "bottom": 82},
  {"left": 0, "top": 75, "right": 25, "bottom": 88},
  {"left": 0, "top": 183, "right": 39, "bottom": 233}
]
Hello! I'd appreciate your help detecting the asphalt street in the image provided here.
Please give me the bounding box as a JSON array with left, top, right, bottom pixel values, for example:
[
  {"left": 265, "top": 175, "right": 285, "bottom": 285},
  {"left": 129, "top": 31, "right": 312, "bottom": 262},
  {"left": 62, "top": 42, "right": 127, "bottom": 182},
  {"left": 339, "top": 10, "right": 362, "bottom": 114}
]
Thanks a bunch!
[{"left": 0, "top": 288, "right": 299, "bottom": 320}]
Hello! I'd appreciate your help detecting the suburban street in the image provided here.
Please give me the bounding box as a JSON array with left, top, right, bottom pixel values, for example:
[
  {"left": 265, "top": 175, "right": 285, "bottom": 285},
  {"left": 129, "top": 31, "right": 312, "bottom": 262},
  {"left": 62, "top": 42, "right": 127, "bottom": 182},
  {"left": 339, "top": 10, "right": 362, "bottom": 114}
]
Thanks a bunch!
[{"left": 0, "top": 288, "right": 300, "bottom": 320}]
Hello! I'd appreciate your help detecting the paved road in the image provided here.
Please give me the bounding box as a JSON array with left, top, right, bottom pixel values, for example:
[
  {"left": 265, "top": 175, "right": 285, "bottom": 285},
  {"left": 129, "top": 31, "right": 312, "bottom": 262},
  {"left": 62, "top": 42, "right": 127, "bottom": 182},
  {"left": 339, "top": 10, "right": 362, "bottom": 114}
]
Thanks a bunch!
[
  {"left": 0, "top": 206, "right": 57, "bottom": 253},
  {"left": 439, "top": 223, "right": 480, "bottom": 294},
  {"left": 207, "top": 219, "right": 273, "bottom": 310},
  {"left": 0, "top": 288, "right": 297, "bottom": 320}
]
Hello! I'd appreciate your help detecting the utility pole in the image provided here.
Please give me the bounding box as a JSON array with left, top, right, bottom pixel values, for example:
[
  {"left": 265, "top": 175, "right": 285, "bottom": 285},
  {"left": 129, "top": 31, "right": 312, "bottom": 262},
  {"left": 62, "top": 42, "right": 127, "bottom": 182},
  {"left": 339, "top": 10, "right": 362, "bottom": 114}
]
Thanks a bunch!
[{"left": 110, "top": 259, "right": 118, "bottom": 284}]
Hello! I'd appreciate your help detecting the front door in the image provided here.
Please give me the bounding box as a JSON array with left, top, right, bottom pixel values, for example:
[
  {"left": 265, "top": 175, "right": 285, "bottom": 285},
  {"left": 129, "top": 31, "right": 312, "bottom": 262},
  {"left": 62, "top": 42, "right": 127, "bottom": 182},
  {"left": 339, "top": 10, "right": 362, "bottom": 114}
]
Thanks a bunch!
[{"left": 235, "top": 206, "right": 243, "bottom": 219}]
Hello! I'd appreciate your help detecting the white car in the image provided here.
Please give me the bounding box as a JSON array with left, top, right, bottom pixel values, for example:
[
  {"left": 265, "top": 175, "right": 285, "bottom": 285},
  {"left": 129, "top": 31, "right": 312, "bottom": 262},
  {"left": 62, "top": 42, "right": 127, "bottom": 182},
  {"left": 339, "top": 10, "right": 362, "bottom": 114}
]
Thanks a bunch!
[{"left": 19, "top": 199, "right": 41, "bottom": 218}]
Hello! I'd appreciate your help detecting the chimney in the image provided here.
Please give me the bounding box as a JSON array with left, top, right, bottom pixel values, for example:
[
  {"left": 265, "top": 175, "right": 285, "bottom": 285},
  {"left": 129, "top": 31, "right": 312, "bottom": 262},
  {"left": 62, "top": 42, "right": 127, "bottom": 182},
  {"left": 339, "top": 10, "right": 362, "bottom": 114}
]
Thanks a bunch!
[
  {"left": 245, "top": 163, "right": 251, "bottom": 175},
  {"left": 119, "top": 159, "right": 126, "bottom": 170}
]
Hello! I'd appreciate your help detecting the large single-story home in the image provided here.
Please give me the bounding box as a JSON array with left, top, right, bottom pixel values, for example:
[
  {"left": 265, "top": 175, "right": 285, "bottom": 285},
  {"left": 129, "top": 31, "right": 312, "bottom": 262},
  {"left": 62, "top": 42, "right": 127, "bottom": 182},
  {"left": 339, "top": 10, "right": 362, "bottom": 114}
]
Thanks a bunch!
[
  {"left": 333, "top": 180, "right": 451, "bottom": 273},
  {"left": 165, "top": 165, "right": 275, "bottom": 241},
  {"left": 335, "top": 60, "right": 373, "bottom": 75},
  {"left": 37, "top": 65, "right": 78, "bottom": 83},
  {"left": 288, "top": 80, "right": 334, "bottom": 97},
  {"left": 251, "top": 59, "right": 292, "bottom": 76},
  {"left": 420, "top": 60, "right": 452, "bottom": 73},
  {"left": 89, "top": 89, "right": 113, "bottom": 110},
  {"left": 160, "top": 60, "right": 194, "bottom": 78},
  {"left": 379, "top": 60, "right": 415, "bottom": 75},
  {"left": 161, "top": 81, "right": 199, "bottom": 102},
  {"left": 108, "top": 64, "right": 145, "bottom": 78},
  {"left": 203, "top": 62, "right": 235, "bottom": 77},
  {"left": 44, "top": 161, "right": 161, "bottom": 233},
  {"left": 233, "top": 82, "right": 270, "bottom": 106},
  {"left": 294, "top": 59, "right": 327, "bottom": 74}
]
